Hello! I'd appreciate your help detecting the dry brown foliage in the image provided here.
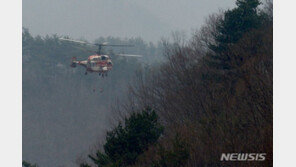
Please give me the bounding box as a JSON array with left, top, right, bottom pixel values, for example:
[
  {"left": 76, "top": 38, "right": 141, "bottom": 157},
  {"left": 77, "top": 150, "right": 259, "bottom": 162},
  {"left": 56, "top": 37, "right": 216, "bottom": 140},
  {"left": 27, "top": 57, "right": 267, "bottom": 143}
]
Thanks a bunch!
[{"left": 123, "top": 16, "right": 273, "bottom": 166}]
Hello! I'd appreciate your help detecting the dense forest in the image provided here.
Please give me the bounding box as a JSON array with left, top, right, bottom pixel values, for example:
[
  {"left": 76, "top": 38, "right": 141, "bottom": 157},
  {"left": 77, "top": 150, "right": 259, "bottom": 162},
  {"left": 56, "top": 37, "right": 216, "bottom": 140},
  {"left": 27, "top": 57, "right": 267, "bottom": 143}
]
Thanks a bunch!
[{"left": 23, "top": 0, "right": 273, "bottom": 166}]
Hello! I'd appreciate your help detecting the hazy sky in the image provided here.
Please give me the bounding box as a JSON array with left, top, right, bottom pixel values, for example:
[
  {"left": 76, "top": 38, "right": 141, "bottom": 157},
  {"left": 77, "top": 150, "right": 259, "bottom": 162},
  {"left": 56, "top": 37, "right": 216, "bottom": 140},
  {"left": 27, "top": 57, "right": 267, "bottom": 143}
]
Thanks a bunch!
[{"left": 23, "top": 0, "right": 235, "bottom": 43}]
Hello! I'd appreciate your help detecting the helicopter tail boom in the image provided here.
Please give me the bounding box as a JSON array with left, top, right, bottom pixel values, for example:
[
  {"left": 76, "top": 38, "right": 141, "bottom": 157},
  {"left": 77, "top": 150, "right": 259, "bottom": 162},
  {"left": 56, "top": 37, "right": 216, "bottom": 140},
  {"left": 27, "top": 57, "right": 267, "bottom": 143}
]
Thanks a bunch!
[{"left": 70, "top": 57, "right": 87, "bottom": 68}]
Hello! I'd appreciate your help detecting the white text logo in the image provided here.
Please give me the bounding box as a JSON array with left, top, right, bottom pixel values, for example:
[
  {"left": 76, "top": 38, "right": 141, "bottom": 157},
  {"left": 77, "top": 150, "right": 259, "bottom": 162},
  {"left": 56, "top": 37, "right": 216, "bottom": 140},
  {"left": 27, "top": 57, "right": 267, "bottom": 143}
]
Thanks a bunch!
[{"left": 220, "top": 153, "right": 266, "bottom": 161}]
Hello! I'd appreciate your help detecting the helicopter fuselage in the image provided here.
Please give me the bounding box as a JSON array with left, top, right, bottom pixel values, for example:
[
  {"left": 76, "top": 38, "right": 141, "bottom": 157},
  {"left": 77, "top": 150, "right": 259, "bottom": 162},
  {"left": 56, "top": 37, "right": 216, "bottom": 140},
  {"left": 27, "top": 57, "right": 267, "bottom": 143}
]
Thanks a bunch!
[{"left": 72, "top": 54, "right": 113, "bottom": 75}]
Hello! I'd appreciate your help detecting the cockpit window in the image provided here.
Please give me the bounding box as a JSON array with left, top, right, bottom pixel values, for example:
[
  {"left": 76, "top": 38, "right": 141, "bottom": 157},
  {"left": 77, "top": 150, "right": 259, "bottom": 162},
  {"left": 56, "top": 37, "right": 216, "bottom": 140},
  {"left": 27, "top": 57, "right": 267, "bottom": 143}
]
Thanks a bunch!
[{"left": 101, "top": 56, "right": 106, "bottom": 60}]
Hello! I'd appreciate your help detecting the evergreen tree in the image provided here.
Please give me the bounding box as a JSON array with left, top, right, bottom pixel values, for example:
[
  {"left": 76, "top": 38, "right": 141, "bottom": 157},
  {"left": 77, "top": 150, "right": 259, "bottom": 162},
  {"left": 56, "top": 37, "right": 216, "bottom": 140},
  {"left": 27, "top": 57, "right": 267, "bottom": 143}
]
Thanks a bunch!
[
  {"left": 22, "top": 160, "right": 38, "bottom": 167},
  {"left": 208, "top": 0, "right": 264, "bottom": 69},
  {"left": 84, "top": 107, "right": 164, "bottom": 166}
]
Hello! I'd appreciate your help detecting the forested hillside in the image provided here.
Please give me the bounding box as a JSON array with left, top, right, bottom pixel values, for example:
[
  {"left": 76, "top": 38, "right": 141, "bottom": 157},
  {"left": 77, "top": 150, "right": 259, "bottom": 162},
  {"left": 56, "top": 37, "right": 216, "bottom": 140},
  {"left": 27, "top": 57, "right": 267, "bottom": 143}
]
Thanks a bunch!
[
  {"left": 23, "top": 0, "right": 273, "bottom": 167},
  {"left": 78, "top": 0, "right": 273, "bottom": 167},
  {"left": 22, "top": 29, "right": 163, "bottom": 167}
]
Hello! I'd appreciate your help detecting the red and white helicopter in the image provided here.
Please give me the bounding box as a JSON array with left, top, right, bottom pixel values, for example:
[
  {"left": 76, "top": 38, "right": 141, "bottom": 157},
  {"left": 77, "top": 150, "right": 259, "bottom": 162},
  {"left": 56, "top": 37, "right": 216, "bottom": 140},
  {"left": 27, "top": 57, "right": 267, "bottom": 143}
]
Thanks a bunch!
[{"left": 59, "top": 38, "right": 142, "bottom": 77}]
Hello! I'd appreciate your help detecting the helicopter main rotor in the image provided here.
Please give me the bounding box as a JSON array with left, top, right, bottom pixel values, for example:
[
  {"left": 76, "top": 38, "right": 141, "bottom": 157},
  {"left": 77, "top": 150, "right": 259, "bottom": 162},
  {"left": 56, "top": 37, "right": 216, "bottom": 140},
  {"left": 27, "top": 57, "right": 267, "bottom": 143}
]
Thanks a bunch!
[
  {"left": 94, "top": 43, "right": 134, "bottom": 55},
  {"left": 59, "top": 38, "right": 135, "bottom": 55}
]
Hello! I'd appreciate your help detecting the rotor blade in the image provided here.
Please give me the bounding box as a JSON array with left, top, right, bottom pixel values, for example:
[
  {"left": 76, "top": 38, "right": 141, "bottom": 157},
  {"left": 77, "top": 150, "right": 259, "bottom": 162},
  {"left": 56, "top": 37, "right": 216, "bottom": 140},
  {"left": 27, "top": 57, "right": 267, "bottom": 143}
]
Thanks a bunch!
[
  {"left": 95, "top": 43, "right": 134, "bottom": 47},
  {"left": 59, "top": 38, "right": 89, "bottom": 45},
  {"left": 108, "top": 44, "right": 134, "bottom": 47},
  {"left": 117, "top": 54, "right": 143, "bottom": 57},
  {"left": 60, "top": 38, "right": 134, "bottom": 47}
]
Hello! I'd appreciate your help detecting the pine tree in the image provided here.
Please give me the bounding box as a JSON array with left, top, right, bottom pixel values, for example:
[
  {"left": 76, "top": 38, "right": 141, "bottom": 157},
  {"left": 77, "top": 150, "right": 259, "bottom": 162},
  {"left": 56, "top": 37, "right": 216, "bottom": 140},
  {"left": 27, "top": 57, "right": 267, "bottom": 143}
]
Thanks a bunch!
[
  {"left": 22, "top": 160, "right": 38, "bottom": 167},
  {"left": 208, "top": 0, "right": 264, "bottom": 70},
  {"left": 84, "top": 107, "right": 164, "bottom": 166}
]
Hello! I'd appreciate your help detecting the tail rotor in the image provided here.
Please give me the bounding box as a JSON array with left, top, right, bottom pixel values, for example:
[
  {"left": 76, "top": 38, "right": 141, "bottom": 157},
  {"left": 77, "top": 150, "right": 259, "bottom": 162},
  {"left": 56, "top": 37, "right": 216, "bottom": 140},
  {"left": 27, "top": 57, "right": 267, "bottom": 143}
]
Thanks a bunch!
[{"left": 71, "top": 57, "right": 77, "bottom": 68}]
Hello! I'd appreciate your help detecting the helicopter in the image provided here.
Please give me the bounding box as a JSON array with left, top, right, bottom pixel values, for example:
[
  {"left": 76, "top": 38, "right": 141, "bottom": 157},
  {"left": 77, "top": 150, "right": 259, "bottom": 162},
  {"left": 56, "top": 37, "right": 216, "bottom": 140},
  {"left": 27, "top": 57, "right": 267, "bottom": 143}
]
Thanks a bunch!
[{"left": 59, "top": 38, "right": 142, "bottom": 77}]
